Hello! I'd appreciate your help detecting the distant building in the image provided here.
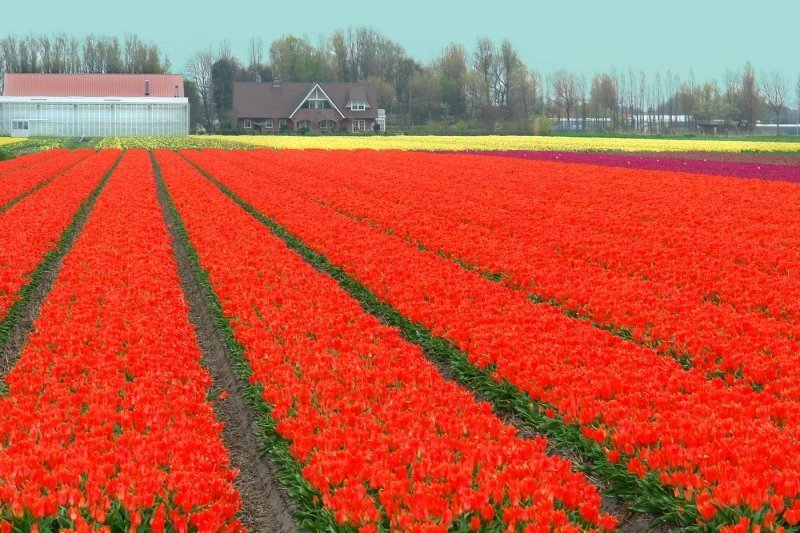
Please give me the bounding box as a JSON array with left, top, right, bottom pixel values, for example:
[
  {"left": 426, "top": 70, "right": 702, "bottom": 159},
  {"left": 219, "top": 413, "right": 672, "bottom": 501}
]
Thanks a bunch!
[
  {"left": 0, "top": 73, "right": 189, "bottom": 137},
  {"left": 232, "top": 81, "right": 382, "bottom": 133}
]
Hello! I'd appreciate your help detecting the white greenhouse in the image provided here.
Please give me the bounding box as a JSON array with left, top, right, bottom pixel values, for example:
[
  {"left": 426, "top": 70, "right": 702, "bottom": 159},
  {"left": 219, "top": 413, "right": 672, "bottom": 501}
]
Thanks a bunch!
[{"left": 0, "top": 73, "right": 189, "bottom": 137}]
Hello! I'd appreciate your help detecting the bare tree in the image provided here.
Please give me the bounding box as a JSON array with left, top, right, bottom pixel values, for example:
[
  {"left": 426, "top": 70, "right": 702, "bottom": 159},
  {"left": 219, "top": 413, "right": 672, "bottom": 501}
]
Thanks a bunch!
[
  {"left": 433, "top": 43, "right": 468, "bottom": 118},
  {"left": 760, "top": 69, "right": 787, "bottom": 134},
  {"left": 591, "top": 73, "right": 618, "bottom": 130},
  {"left": 472, "top": 38, "right": 495, "bottom": 110},
  {"left": 638, "top": 70, "right": 647, "bottom": 132},
  {"left": 247, "top": 36, "right": 264, "bottom": 79},
  {"left": 551, "top": 69, "right": 580, "bottom": 130},
  {"left": 796, "top": 74, "right": 800, "bottom": 128},
  {"left": 185, "top": 49, "right": 215, "bottom": 130},
  {"left": 742, "top": 62, "right": 760, "bottom": 135},
  {"left": 654, "top": 72, "right": 664, "bottom": 132},
  {"left": 497, "top": 39, "right": 521, "bottom": 109}
]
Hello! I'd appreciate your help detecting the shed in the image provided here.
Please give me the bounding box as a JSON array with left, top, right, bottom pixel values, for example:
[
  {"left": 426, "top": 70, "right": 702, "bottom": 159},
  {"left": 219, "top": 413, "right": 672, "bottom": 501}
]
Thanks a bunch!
[{"left": 0, "top": 73, "right": 189, "bottom": 137}]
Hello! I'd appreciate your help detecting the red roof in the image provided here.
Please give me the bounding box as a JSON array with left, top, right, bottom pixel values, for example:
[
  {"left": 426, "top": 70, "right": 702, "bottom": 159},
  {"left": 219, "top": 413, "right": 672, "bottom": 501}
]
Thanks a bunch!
[{"left": 2, "top": 73, "right": 185, "bottom": 98}]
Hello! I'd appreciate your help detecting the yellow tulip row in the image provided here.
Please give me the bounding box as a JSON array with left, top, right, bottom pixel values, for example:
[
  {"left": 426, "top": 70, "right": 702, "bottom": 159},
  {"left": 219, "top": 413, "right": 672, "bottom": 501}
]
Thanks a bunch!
[
  {"left": 0, "top": 137, "right": 25, "bottom": 147},
  {"left": 94, "top": 136, "right": 251, "bottom": 150},
  {"left": 7, "top": 135, "right": 800, "bottom": 153},
  {"left": 202, "top": 134, "right": 800, "bottom": 153}
]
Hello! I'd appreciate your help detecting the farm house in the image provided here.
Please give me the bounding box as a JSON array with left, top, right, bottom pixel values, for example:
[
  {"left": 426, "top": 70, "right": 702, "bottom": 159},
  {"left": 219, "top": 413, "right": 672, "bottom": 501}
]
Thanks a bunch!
[{"left": 0, "top": 73, "right": 188, "bottom": 137}]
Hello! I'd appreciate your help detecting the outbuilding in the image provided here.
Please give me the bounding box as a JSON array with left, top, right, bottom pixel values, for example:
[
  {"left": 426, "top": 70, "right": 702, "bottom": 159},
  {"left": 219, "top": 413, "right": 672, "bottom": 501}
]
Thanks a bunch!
[{"left": 0, "top": 73, "right": 189, "bottom": 137}]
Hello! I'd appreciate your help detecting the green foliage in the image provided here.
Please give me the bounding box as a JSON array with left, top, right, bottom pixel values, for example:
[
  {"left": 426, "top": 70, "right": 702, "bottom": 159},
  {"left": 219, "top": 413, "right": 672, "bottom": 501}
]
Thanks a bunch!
[
  {"left": 184, "top": 80, "right": 204, "bottom": 131},
  {"left": 211, "top": 58, "right": 240, "bottom": 114},
  {"left": 532, "top": 115, "right": 554, "bottom": 135},
  {"left": 268, "top": 35, "right": 330, "bottom": 82}
]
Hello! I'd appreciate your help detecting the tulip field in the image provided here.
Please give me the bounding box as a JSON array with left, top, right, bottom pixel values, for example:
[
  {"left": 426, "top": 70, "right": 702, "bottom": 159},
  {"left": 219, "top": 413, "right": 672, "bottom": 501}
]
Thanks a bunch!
[
  {"left": 204, "top": 133, "right": 800, "bottom": 153},
  {"left": 0, "top": 139, "right": 799, "bottom": 532}
]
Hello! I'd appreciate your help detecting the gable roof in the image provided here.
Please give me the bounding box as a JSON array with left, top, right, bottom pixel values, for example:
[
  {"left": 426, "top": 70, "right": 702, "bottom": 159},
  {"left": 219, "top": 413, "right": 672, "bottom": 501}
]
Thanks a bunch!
[
  {"left": 233, "top": 81, "right": 378, "bottom": 119},
  {"left": 288, "top": 83, "right": 345, "bottom": 119},
  {"left": 2, "top": 73, "right": 185, "bottom": 97}
]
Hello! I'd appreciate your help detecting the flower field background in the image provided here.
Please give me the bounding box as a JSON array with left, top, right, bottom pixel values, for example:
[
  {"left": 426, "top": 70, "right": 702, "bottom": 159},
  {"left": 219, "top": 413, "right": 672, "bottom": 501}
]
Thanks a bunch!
[
  {"left": 0, "top": 140, "right": 799, "bottom": 531},
  {"left": 202, "top": 134, "right": 800, "bottom": 153},
  {"left": 0, "top": 138, "right": 23, "bottom": 148}
]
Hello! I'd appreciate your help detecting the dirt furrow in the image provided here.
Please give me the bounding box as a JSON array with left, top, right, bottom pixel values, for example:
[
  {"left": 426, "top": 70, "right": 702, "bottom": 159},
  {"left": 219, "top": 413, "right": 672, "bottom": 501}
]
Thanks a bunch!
[{"left": 153, "top": 153, "right": 298, "bottom": 533}]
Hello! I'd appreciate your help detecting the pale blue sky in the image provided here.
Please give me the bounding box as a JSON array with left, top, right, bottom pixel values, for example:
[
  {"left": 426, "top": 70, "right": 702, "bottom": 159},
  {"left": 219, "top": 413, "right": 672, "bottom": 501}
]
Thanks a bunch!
[{"left": 2, "top": 0, "right": 798, "bottom": 82}]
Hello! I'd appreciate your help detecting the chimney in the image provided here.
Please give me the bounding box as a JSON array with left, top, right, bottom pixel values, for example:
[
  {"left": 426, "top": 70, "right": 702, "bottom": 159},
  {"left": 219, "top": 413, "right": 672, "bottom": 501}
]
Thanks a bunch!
[
  {"left": 272, "top": 77, "right": 281, "bottom": 88},
  {"left": 144, "top": 79, "right": 150, "bottom": 96}
]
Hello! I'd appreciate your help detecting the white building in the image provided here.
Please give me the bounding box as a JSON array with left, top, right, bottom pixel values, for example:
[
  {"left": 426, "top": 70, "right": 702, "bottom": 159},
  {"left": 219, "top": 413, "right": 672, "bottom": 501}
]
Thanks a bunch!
[{"left": 0, "top": 73, "right": 188, "bottom": 137}]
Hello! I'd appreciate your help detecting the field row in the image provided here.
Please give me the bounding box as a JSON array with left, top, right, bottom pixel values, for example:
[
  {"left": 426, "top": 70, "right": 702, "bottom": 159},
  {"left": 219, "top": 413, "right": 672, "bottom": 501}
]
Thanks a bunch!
[
  {"left": 0, "top": 150, "right": 616, "bottom": 531},
  {"left": 202, "top": 134, "right": 800, "bottom": 153},
  {"left": 1, "top": 148, "right": 799, "bottom": 531},
  {"left": 475, "top": 150, "right": 800, "bottom": 183},
  {"left": 11, "top": 134, "right": 800, "bottom": 153},
  {"left": 215, "top": 150, "right": 800, "bottom": 398},
  {"left": 182, "top": 148, "right": 800, "bottom": 529},
  {"left": 0, "top": 150, "right": 243, "bottom": 532},
  {"left": 158, "top": 149, "right": 613, "bottom": 531},
  {"left": 0, "top": 138, "right": 23, "bottom": 148}
]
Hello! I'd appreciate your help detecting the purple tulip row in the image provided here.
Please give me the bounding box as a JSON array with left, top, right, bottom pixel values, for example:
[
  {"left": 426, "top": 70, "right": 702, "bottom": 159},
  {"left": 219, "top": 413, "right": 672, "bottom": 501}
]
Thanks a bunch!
[{"left": 458, "top": 151, "right": 800, "bottom": 184}]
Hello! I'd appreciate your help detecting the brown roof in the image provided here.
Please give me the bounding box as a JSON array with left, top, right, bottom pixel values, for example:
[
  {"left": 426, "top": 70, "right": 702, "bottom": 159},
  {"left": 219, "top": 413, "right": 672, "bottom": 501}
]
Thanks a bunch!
[
  {"left": 3, "top": 73, "right": 185, "bottom": 97},
  {"left": 233, "top": 82, "right": 378, "bottom": 120},
  {"left": 345, "top": 86, "right": 368, "bottom": 105}
]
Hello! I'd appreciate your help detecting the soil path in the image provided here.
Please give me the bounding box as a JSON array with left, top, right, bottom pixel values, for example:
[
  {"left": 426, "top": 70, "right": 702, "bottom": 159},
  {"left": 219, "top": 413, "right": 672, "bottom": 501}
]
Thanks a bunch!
[{"left": 154, "top": 154, "right": 298, "bottom": 533}]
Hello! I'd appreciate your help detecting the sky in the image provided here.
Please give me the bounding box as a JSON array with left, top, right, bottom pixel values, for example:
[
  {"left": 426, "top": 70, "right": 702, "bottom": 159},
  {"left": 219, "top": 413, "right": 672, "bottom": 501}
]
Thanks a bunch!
[{"left": 1, "top": 0, "right": 798, "bottom": 83}]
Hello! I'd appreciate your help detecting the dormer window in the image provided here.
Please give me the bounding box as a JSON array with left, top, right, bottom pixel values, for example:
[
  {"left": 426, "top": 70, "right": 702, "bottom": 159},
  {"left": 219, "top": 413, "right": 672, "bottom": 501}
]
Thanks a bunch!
[{"left": 349, "top": 101, "right": 367, "bottom": 111}]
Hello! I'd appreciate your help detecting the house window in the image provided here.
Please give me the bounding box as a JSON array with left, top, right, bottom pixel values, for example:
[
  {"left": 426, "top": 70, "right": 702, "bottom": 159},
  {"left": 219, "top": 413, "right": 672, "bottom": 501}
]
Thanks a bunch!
[
  {"left": 352, "top": 119, "right": 366, "bottom": 132},
  {"left": 279, "top": 119, "right": 288, "bottom": 129},
  {"left": 319, "top": 120, "right": 334, "bottom": 130},
  {"left": 12, "top": 120, "right": 29, "bottom": 130},
  {"left": 243, "top": 119, "right": 252, "bottom": 129},
  {"left": 297, "top": 120, "right": 311, "bottom": 130},
  {"left": 350, "top": 101, "right": 367, "bottom": 111},
  {"left": 305, "top": 87, "right": 331, "bottom": 110},
  {"left": 265, "top": 119, "right": 273, "bottom": 129}
]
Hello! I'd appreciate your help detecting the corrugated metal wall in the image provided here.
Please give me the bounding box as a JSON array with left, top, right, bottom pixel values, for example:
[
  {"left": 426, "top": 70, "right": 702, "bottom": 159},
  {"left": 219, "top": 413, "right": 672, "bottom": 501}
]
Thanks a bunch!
[{"left": 0, "top": 100, "right": 189, "bottom": 136}]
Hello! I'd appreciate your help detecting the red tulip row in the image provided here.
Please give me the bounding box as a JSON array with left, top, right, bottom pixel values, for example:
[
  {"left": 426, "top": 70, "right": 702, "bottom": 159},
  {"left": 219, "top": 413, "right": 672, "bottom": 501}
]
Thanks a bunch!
[
  {"left": 156, "top": 149, "right": 615, "bottom": 532},
  {"left": 0, "top": 150, "right": 243, "bottom": 532},
  {"left": 0, "top": 149, "right": 60, "bottom": 176},
  {"left": 229, "top": 149, "right": 800, "bottom": 400},
  {"left": 0, "top": 149, "right": 91, "bottom": 208},
  {"left": 183, "top": 149, "right": 800, "bottom": 529},
  {"left": 0, "top": 150, "right": 120, "bottom": 326}
]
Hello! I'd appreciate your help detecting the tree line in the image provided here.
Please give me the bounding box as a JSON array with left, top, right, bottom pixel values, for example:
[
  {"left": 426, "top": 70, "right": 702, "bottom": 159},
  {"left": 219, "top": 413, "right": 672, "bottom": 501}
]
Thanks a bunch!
[
  {"left": 187, "top": 29, "right": 799, "bottom": 135},
  {"left": 0, "top": 34, "right": 170, "bottom": 87},
  {"left": 186, "top": 30, "right": 548, "bottom": 132},
  {"left": 1, "top": 30, "right": 798, "bottom": 134}
]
